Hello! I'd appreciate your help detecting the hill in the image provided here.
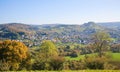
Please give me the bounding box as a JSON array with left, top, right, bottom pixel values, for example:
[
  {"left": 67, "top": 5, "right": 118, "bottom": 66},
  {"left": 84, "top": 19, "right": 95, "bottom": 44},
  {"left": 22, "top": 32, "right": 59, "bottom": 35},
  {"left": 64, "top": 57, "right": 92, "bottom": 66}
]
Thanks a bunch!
[
  {"left": 1, "top": 22, "right": 120, "bottom": 43},
  {"left": 98, "top": 22, "right": 120, "bottom": 29},
  {"left": 0, "top": 23, "right": 36, "bottom": 39}
]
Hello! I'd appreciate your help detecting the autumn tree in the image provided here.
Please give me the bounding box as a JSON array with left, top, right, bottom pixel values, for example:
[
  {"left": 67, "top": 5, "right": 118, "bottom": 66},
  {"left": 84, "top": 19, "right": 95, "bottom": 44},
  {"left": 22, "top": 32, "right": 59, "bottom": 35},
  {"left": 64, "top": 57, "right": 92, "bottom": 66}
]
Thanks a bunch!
[
  {"left": 92, "top": 32, "right": 112, "bottom": 57},
  {"left": 0, "top": 40, "right": 30, "bottom": 70}
]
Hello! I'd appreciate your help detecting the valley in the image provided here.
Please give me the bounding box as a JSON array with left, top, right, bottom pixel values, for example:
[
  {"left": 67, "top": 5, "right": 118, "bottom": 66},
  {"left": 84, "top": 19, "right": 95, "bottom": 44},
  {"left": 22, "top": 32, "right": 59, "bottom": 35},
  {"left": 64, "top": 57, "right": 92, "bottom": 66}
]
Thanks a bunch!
[{"left": 0, "top": 22, "right": 120, "bottom": 71}]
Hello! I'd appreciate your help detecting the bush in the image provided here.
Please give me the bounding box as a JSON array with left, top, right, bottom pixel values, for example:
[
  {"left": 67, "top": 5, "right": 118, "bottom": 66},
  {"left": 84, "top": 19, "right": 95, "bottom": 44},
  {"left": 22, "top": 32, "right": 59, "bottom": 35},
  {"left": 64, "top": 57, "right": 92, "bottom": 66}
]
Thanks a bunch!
[
  {"left": 84, "top": 56, "right": 107, "bottom": 69},
  {"left": 63, "top": 60, "right": 86, "bottom": 70},
  {"left": 32, "top": 60, "right": 50, "bottom": 70},
  {"left": 70, "top": 50, "right": 78, "bottom": 57},
  {"left": 32, "top": 56, "right": 65, "bottom": 70},
  {"left": 105, "top": 61, "right": 120, "bottom": 69},
  {"left": 50, "top": 56, "right": 65, "bottom": 70}
]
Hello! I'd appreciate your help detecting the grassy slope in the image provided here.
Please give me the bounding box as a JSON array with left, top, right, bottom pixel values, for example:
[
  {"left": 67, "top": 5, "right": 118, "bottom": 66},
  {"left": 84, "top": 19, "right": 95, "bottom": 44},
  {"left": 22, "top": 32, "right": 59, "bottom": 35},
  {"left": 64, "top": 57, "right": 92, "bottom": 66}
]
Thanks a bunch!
[
  {"left": 65, "top": 53, "right": 120, "bottom": 61},
  {"left": 111, "top": 53, "right": 120, "bottom": 61}
]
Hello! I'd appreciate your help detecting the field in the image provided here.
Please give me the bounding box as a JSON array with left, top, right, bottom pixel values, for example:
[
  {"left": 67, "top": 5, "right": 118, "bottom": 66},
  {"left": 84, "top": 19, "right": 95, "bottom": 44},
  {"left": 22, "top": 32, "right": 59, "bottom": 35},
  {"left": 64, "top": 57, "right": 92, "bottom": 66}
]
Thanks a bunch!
[
  {"left": 65, "top": 53, "right": 120, "bottom": 61},
  {"left": 28, "top": 70, "right": 120, "bottom": 72},
  {"left": 111, "top": 53, "right": 120, "bottom": 61}
]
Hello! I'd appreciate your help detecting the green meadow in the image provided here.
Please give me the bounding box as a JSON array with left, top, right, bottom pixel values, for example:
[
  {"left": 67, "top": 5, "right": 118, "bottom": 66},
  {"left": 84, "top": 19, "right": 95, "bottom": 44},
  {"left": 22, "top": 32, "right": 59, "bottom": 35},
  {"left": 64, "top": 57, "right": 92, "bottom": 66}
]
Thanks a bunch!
[
  {"left": 65, "top": 53, "right": 120, "bottom": 61},
  {"left": 111, "top": 53, "right": 120, "bottom": 61}
]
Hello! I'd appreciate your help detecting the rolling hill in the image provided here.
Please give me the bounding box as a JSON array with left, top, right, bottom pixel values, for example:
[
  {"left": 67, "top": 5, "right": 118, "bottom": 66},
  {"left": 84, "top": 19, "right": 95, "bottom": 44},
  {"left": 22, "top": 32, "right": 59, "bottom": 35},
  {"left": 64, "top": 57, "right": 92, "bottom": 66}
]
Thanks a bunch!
[{"left": 0, "top": 22, "right": 120, "bottom": 43}]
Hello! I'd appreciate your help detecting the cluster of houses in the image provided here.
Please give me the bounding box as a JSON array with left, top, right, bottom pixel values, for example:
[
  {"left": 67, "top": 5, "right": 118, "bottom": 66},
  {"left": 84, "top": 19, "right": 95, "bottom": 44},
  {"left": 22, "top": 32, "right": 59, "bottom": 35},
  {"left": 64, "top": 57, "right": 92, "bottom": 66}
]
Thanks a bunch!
[{"left": 19, "top": 33, "right": 88, "bottom": 47}]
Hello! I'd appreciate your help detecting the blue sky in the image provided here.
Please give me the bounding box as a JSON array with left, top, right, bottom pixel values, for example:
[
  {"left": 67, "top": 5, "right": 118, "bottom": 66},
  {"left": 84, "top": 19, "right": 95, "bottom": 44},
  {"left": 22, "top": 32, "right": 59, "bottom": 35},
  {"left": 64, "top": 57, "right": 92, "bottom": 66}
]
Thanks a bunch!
[{"left": 0, "top": 0, "right": 120, "bottom": 25}]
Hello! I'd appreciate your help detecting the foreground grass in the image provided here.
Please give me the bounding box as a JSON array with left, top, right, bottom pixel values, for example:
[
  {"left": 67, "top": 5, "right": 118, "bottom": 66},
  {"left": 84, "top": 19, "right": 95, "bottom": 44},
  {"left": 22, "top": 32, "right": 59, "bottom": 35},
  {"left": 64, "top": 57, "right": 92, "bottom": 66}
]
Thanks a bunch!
[
  {"left": 63, "top": 70, "right": 120, "bottom": 72},
  {"left": 65, "top": 53, "right": 120, "bottom": 61},
  {"left": 22, "top": 70, "right": 120, "bottom": 72}
]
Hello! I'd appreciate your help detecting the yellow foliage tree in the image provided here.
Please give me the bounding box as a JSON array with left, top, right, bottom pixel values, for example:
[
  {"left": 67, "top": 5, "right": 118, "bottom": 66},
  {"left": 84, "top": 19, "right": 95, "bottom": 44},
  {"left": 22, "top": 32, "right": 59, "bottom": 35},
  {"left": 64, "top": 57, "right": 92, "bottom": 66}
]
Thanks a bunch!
[{"left": 0, "top": 40, "right": 29, "bottom": 70}]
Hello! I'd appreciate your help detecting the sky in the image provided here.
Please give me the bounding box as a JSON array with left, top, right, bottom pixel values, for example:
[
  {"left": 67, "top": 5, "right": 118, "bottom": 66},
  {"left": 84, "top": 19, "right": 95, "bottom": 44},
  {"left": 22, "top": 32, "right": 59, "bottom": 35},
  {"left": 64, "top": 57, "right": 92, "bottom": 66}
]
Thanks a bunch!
[{"left": 0, "top": 0, "right": 120, "bottom": 25}]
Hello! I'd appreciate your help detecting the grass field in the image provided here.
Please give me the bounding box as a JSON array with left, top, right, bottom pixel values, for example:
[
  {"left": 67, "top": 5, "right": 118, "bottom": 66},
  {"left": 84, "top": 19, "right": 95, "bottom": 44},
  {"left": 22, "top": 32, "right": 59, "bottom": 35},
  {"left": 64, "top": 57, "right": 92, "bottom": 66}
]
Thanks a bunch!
[
  {"left": 29, "top": 70, "right": 120, "bottom": 72},
  {"left": 65, "top": 53, "right": 120, "bottom": 61},
  {"left": 111, "top": 53, "right": 120, "bottom": 61}
]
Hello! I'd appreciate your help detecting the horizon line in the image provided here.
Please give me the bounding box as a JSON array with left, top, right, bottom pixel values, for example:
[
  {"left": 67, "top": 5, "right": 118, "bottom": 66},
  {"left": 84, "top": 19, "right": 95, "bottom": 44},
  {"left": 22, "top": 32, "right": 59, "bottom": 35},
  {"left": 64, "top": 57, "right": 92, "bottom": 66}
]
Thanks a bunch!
[{"left": 0, "top": 21, "right": 120, "bottom": 25}]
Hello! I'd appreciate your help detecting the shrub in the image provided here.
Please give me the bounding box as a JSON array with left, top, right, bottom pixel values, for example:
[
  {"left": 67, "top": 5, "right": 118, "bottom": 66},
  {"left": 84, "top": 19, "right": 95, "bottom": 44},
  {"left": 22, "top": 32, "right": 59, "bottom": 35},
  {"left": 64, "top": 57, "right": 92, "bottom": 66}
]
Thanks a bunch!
[
  {"left": 49, "top": 56, "right": 65, "bottom": 70},
  {"left": 63, "top": 60, "right": 86, "bottom": 70},
  {"left": 84, "top": 56, "right": 107, "bottom": 69}
]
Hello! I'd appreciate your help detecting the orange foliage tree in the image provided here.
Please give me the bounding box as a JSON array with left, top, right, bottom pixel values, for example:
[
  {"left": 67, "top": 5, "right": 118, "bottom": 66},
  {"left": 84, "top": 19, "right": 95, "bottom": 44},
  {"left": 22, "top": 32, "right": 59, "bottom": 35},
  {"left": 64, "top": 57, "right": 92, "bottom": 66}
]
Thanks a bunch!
[{"left": 0, "top": 40, "right": 30, "bottom": 70}]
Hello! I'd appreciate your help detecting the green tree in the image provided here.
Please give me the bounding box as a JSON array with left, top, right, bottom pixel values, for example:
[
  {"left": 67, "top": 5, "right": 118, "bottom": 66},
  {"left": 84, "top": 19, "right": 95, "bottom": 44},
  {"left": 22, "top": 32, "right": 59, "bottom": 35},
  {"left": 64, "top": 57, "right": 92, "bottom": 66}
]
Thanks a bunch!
[
  {"left": 0, "top": 40, "right": 30, "bottom": 70},
  {"left": 39, "top": 40, "right": 58, "bottom": 61},
  {"left": 33, "top": 40, "right": 58, "bottom": 70},
  {"left": 92, "top": 32, "right": 112, "bottom": 57}
]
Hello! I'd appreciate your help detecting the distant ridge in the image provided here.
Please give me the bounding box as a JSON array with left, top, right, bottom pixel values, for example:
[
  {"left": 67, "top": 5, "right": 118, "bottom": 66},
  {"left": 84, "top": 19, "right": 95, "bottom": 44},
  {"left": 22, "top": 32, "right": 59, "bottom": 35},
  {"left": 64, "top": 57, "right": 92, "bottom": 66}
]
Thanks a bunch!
[{"left": 97, "top": 22, "right": 120, "bottom": 28}]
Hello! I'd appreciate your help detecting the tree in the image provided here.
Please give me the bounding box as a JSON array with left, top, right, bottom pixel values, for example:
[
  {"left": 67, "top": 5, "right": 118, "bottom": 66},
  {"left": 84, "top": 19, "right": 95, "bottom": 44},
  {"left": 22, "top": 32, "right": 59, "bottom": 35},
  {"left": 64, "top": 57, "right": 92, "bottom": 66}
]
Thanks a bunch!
[
  {"left": 33, "top": 40, "right": 58, "bottom": 70},
  {"left": 0, "top": 40, "right": 30, "bottom": 70},
  {"left": 39, "top": 40, "right": 58, "bottom": 61},
  {"left": 92, "top": 32, "right": 112, "bottom": 57}
]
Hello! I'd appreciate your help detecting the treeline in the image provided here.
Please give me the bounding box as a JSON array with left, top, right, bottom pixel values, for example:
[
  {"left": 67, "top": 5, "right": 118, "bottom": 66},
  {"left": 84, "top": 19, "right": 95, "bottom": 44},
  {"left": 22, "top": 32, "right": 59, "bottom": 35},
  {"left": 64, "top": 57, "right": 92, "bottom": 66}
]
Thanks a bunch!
[{"left": 0, "top": 32, "right": 120, "bottom": 71}]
